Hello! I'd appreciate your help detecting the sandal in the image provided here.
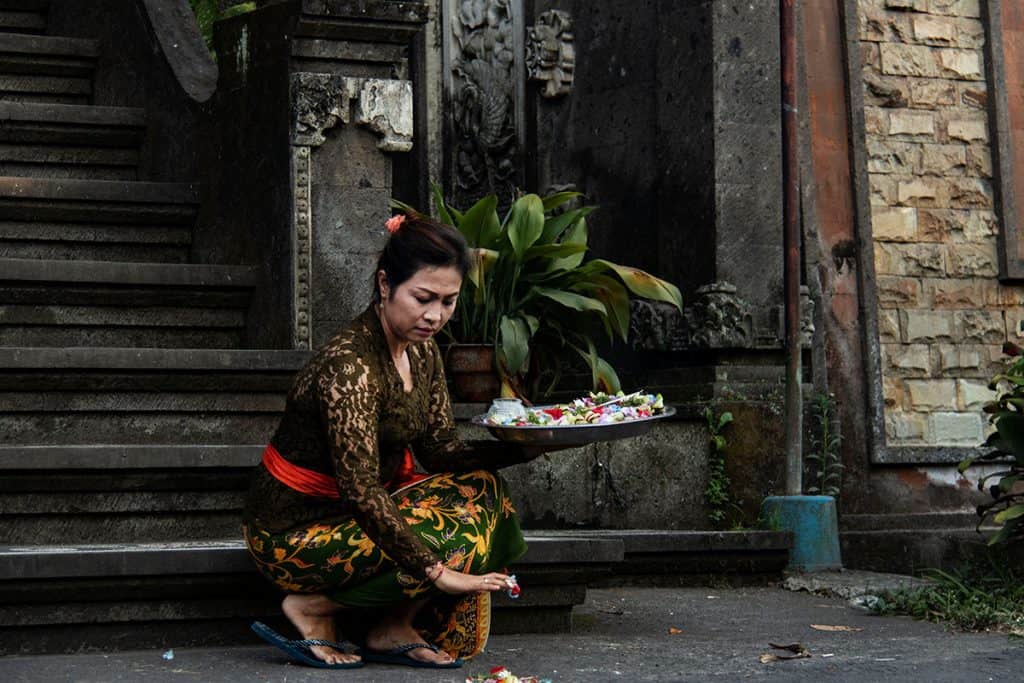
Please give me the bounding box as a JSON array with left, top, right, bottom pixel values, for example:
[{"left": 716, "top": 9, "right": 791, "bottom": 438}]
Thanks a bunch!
[
  {"left": 361, "top": 642, "right": 464, "bottom": 669},
  {"left": 250, "top": 621, "right": 364, "bottom": 669}
]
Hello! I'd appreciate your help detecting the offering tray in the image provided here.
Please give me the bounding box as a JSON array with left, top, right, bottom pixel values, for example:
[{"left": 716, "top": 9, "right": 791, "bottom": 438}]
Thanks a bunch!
[{"left": 472, "top": 405, "right": 676, "bottom": 447}]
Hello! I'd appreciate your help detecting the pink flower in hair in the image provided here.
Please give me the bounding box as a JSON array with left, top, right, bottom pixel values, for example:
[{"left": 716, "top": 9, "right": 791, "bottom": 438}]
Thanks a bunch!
[{"left": 385, "top": 214, "right": 407, "bottom": 234}]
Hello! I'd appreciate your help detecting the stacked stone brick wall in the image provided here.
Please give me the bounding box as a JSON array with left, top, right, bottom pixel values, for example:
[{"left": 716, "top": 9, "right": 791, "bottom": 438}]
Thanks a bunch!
[{"left": 857, "top": 0, "right": 1019, "bottom": 447}]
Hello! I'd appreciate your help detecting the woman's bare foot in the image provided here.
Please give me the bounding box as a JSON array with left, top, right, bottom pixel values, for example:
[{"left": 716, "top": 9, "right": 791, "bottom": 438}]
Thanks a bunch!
[
  {"left": 281, "top": 594, "right": 361, "bottom": 666},
  {"left": 365, "top": 606, "right": 455, "bottom": 666}
]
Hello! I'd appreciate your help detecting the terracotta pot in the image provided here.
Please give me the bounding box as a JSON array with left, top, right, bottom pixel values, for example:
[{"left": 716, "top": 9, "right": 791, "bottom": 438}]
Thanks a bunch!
[{"left": 445, "top": 344, "right": 500, "bottom": 403}]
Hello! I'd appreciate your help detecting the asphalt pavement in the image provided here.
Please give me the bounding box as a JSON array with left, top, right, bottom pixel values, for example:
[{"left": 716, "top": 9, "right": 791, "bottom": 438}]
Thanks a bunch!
[{"left": 1, "top": 586, "right": 1020, "bottom": 682}]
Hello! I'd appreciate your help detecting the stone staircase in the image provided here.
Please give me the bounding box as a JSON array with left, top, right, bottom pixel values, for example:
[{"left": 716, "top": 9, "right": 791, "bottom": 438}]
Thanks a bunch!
[
  {"left": 0, "top": 0, "right": 308, "bottom": 647},
  {"left": 0, "top": 2, "right": 792, "bottom": 654}
]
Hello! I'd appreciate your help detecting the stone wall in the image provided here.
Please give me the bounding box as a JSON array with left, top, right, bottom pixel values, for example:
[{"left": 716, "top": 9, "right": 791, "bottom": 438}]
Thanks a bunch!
[{"left": 858, "top": 0, "right": 1016, "bottom": 447}]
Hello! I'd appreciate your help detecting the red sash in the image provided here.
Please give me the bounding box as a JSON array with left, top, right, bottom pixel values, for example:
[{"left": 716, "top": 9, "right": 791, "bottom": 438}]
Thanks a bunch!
[{"left": 261, "top": 444, "right": 428, "bottom": 497}]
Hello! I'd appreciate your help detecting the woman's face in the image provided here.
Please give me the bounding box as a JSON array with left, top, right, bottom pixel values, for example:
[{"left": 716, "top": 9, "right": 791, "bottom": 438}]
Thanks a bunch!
[{"left": 378, "top": 265, "right": 462, "bottom": 343}]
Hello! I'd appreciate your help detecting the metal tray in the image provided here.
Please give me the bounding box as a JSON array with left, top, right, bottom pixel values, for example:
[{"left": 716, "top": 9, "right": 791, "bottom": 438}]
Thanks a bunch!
[{"left": 471, "top": 405, "right": 676, "bottom": 447}]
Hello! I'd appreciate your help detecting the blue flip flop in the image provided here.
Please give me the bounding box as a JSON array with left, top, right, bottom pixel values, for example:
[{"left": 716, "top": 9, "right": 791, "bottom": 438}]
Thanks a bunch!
[
  {"left": 250, "top": 621, "right": 364, "bottom": 669},
  {"left": 361, "top": 642, "right": 464, "bottom": 669}
]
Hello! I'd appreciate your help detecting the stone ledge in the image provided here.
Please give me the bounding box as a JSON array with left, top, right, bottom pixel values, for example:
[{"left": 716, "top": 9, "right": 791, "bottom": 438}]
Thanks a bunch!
[
  {"left": 0, "top": 258, "right": 256, "bottom": 287},
  {"left": 0, "top": 534, "right": 625, "bottom": 580},
  {"left": 552, "top": 529, "right": 792, "bottom": 553},
  {"left": 839, "top": 527, "right": 1018, "bottom": 574},
  {"left": 0, "top": 177, "right": 197, "bottom": 203},
  {"left": 0, "top": 444, "right": 264, "bottom": 470},
  {"left": 840, "top": 511, "right": 982, "bottom": 531},
  {"left": 0, "top": 32, "right": 99, "bottom": 57},
  {"left": 0, "top": 347, "right": 310, "bottom": 370},
  {"left": 0, "top": 101, "right": 145, "bottom": 126}
]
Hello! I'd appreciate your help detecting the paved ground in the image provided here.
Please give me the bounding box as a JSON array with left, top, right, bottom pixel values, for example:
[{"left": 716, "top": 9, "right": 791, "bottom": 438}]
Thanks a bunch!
[{"left": 1, "top": 587, "right": 1020, "bottom": 682}]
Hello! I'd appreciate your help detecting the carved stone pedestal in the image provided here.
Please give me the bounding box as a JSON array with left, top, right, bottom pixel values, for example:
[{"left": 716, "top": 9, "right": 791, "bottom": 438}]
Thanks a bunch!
[{"left": 205, "top": 0, "right": 428, "bottom": 348}]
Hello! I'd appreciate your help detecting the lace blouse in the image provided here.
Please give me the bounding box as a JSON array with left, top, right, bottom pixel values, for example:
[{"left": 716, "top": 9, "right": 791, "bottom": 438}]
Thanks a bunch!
[{"left": 243, "top": 306, "right": 531, "bottom": 578}]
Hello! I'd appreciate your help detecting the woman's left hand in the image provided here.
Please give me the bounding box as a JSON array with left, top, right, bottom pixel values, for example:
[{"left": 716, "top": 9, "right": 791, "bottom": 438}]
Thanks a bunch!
[{"left": 433, "top": 567, "right": 512, "bottom": 595}]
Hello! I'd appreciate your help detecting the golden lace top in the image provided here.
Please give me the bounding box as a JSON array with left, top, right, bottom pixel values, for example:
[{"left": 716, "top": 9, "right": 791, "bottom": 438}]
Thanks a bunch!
[{"left": 243, "top": 306, "right": 532, "bottom": 577}]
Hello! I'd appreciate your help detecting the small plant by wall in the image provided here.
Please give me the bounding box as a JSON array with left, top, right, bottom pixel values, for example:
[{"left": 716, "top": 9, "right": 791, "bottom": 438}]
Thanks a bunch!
[
  {"left": 189, "top": 1, "right": 256, "bottom": 53},
  {"left": 959, "top": 342, "right": 1024, "bottom": 548},
  {"left": 805, "top": 392, "right": 844, "bottom": 499},
  {"left": 704, "top": 406, "right": 739, "bottom": 528}
]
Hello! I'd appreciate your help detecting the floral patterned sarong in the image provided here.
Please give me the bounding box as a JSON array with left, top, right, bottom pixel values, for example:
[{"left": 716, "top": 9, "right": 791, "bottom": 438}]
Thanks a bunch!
[{"left": 243, "top": 469, "right": 526, "bottom": 658}]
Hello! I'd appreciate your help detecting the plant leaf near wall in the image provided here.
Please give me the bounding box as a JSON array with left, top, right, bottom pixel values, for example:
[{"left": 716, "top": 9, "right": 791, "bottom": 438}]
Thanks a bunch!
[
  {"left": 188, "top": 0, "right": 256, "bottom": 54},
  {"left": 960, "top": 342, "right": 1024, "bottom": 548},
  {"left": 394, "top": 188, "right": 683, "bottom": 400}
]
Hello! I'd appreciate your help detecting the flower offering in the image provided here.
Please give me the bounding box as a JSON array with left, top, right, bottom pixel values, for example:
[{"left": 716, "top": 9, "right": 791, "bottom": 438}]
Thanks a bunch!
[
  {"left": 466, "top": 666, "right": 552, "bottom": 683},
  {"left": 486, "top": 391, "right": 665, "bottom": 427}
]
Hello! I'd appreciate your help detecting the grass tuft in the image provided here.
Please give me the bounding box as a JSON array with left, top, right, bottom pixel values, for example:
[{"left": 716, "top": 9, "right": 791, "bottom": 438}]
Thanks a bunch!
[{"left": 872, "top": 555, "right": 1024, "bottom": 637}]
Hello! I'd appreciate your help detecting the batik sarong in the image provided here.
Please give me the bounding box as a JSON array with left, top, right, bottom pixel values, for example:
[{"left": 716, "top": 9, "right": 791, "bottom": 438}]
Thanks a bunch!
[{"left": 243, "top": 469, "right": 526, "bottom": 658}]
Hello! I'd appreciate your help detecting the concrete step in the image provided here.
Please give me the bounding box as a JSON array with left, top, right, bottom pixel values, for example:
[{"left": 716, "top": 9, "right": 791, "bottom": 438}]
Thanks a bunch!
[
  {"left": 0, "top": 32, "right": 98, "bottom": 76},
  {"left": 0, "top": 221, "right": 191, "bottom": 263},
  {"left": 0, "top": 177, "right": 197, "bottom": 222},
  {"left": 0, "top": 1, "right": 47, "bottom": 40},
  {"left": 0, "top": 259, "right": 258, "bottom": 348},
  {"left": 534, "top": 529, "right": 792, "bottom": 587},
  {"left": 0, "top": 10, "right": 46, "bottom": 35},
  {"left": 0, "top": 177, "right": 196, "bottom": 262},
  {"left": 0, "top": 347, "right": 309, "bottom": 446},
  {"left": 0, "top": 443, "right": 265, "bottom": 544},
  {"left": 0, "top": 534, "right": 623, "bottom": 654},
  {"left": 840, "top": 526, "right": 996, "bottom": 575},
  {"left": 0, "top": 102, "right": 146, "bottom": 180},
  {"left": 0, "top": 33, "right": 96, "bottom": 104}
]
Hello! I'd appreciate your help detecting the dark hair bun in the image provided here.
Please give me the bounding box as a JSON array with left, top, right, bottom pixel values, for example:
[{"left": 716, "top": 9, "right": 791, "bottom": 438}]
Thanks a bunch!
[{"left": 373, "top": 214, "right": 470, "bottom": 302}]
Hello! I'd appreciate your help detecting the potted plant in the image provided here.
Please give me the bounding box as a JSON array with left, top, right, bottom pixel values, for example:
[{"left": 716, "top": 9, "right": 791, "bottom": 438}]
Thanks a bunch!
[{"left": 393, "top": 188, "right": 683, "bottom": 402}]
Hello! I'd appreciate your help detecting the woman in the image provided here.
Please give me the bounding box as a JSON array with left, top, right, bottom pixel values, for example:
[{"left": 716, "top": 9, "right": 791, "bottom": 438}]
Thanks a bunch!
[{"left": 243, "top": 212, "right": 544, "bottom": 670}]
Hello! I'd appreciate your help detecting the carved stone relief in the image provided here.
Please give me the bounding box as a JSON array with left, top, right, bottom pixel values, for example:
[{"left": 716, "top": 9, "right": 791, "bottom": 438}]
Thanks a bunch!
[
  {"left": 291, "top": 73, "right": 413, "bottom": 150},
  {"left": 527, "top": 9, "right": 574, "bottom": 98},
  {"left": 800, "top": 285, "right": 815, "bottom": 348},
  {"left": 685, "top": 282, "right": 754, "bottom": 349},
  {"left": 629, "top": 280, "right": 814, "bottom": 352},
  {"left": 630, "top": 299, "right": 687, "bottom": 352},
  {"left": 292, "top": 146, "right": 313, "bottom": 349},
  {"left": 629, "top": 281, "right": 757, "bottom": 351},
  {"left": 444, "top": 0, "right": 523, "bottom": 208},
  {"left": 289, "top": 72, "right": 414, "bottom": 348}
]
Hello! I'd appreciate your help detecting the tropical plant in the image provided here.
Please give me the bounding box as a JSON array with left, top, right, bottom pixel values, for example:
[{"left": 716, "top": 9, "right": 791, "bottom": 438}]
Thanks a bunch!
[
  {"left": 188, "top": 0, "right": 256, "bottom": 53},
  {"left": 704, "top": 406, "right": 738, "bottom": 528},
  {"left": 805, "top": 392, "right": 843, "bottom": 498},
  {"left": 959, "top": 341, "right": 1024, "bottom": 547},
  {"left": 392, "top": 188, "right": 683, "bottom": 399}
]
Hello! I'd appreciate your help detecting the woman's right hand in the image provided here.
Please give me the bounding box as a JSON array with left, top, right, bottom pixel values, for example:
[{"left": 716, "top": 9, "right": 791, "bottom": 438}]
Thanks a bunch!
[{"left": 431, "top": 565, "right": 511, "bottom": 595}]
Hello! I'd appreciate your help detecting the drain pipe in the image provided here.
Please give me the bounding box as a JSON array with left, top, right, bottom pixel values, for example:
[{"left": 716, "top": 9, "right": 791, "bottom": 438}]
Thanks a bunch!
[
  {"left": 760, "top": 0, "right": 842, "bottom": 572},
  {"left": 781, "top": 0, "right": 802, "bottom": 497}
]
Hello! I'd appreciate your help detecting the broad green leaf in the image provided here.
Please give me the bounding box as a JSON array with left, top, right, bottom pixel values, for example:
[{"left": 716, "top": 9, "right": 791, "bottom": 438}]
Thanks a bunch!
[
  {"left": 520, "top": 313, "right": 540, "bottom": 336},
  {"left": 389, "top": 197, "right": 430, "bottom": 220},
  {"left": 995, "top": 413, "right": 1024, "bottom": 459},
  {"left": 541, "top": 190, "right": 582, "bottom": 212},
  {"left": 457, "top": 195, "right": 500, "bottom": 247},
  {"left": 506, "top": 194, "right": 545, "bottom": 260},
  {"left": 987, "top": 523, "right": 1015, "bottom": 545},
  {"left": 532, "top": 286, "right": 607, "bottom": 315},
  {"left": 539, "top": 206, "right": 595, "bottom": 244},
  {"left": 586, "top": 259, "right": 683, "bottom": 310},
  {"left": 524, "top": 243, "right": 588, "bottom": 261},
  {"left": 498, "top": 315, "right": 531, "bottom": 376},
  {"left": 994, "top": 504, "right": 1024, "bottom": 524},
  {"left": 467, "top": 248, "right": 499, "bottom": 290},
  {"left": 550, "top": 218, "right": 589, "bottom": 270},
  {"left": 589, "top": 344, "right": 621, "bottom": 393},
  {"left": 431, "top": 183, "right": 455, "bottom": 226},
  {"left": 998, "top": 474, "right": 1020, "bottom": 491},
  {"left": 573, "top": 275, "right": 630, "bottom": 341}
]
